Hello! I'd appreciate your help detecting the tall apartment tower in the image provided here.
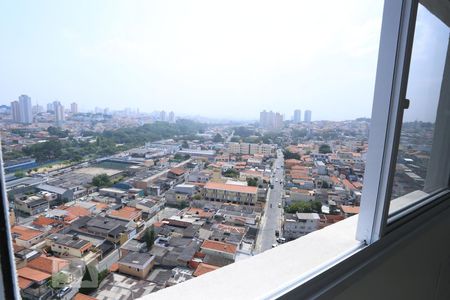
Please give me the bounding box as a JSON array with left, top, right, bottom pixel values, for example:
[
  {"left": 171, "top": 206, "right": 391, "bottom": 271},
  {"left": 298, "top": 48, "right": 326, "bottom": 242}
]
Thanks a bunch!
[
  {"left": 294, "top": 109, "right": 302, "bottom": 123},
  {"left": 274, "top": 112, "right": 284, "bottom": 130},
  {"left": 160, "top": 110, "right": 166, "bottom": 122},
  {"left": 304, "top": 110, "right": 312, "bottom": 123},
  {"left": 260, "top": 110, "right": 268, "bottom": 128},
  {"left": 47, "top": 103, "right": 54, "bottom": 112},
  {"left": 53, "top": 101, "right": 65, "bottom": 125},
  {"left": 18, "top": 95, "right": 33, "bottom": 124},
  {"left": 10, "top": 101, "right": 20, "bottom": 123},
  {"left": 70, "top": 102, "right": 78, "bottom": 114},
  {"left": 168, "top": 111, "right": 175, "bottom": 123},
  {"left": 260, "top": 110, "right": 284, "bottom": 131}
]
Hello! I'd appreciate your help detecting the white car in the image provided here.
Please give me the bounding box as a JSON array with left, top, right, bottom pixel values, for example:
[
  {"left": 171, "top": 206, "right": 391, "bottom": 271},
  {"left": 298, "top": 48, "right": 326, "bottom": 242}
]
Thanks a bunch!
[{"left": 272, "top": 243, "right": 278, "bottom": 248}]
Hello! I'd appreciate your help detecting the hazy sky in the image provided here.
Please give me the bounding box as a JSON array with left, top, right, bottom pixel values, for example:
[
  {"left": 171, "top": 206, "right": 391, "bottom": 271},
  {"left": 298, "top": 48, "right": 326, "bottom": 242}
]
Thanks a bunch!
[
  {"left": 404, "top": 4, "right": 449, "bottom": 122},
  {"left": 1, "top": 0, "right": 437, "bottom": 121}
]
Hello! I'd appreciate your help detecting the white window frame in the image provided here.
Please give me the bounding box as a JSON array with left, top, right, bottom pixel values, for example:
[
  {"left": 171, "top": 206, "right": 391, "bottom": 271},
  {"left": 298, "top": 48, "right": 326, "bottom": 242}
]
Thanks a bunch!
[
  {"left": 356, "top": 0, "right": 419, "bottom": 244},
  {"left": 357, "top": 0, "right": 450, "bottom": 244},
  {"left": 1, "top": 1, "right": 450, "bottom": 299}
]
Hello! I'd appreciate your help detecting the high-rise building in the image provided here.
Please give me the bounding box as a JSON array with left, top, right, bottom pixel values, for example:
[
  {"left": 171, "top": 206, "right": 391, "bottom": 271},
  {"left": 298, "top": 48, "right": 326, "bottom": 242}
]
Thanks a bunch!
[
  {"left": 18, "top": 95, "right": 33, "bottom": 124},
  {"left": 274, "top": 112, "right": 284, "bottom": 130},
  {"left": 10, "top": 101, "right": 20, "bottom": 123},
  {"left": 294, "top": 109, "right": 302, "bottom": 123},
  {"left": 32, "top": 104, "right": 43, "bottom": 114},
  {"left": 304, "top": 110, "right": 312, "bottom": 123},
  {"left": 160, "top": 110, "right": 166, "bottom": 122},
  {"left": 168, "top": 111, "right": 175, "bottom": 123},
  {"left": 47, "top": 103, "right": 54, "bottom": 112},
  {"left": 53, "top": 101, "right": 65, "bottom": 125},
  {"left": 260, "top": 110, "right": 284, "bottom": 131},
  {"left": 70, "top": 102, "right": 78, "bottom": 114}
]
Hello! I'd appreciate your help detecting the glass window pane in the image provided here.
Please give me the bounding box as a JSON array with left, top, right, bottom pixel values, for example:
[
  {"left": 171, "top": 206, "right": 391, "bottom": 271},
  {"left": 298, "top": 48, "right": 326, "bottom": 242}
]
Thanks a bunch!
[{"left": 390, "top": 4, "right": 450, "bottom": 213}]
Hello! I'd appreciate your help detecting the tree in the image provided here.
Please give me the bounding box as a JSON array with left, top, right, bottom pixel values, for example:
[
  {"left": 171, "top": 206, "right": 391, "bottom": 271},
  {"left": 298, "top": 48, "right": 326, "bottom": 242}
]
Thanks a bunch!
[
  {"left": 246, "top": 177, "right": 258, "bottom": 187},
  {"left": 47, "top": 126, "right": 69, "bottom": 138},
  {"left": 79, "top": 266, "right": 109, "bottom": 294},
  {"left": 92, "top": 173, "right": 112, "bottom": 187},
  {"left": 222, "top": 168, "right": 239, "bottom": 178},
  {"left": 182, "top": 140, "right": 189, "bottom": 149},
  {"left": 283, "top": 149, "right": 301, "bottom": 160},
  {"left": 144, "top": 227, "right": 155, "bottom": 249},
  {"left": 51, "top": 271, "right": 70, "bottom": 288},
  {"left": 285, "top": 201, "right": 322, "bottom": 214},
  {"left": 319, "top": 144, "right": 332, "bottom": 154},
  {"left": 213, "top": 133, "right": 224, "bottom": 143}
]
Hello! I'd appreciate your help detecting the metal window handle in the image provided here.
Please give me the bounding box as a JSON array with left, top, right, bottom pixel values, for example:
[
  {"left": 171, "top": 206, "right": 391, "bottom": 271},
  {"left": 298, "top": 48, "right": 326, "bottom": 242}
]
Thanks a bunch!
[{"left": 403, "top": 98, "right": 410, "bottom": 109}]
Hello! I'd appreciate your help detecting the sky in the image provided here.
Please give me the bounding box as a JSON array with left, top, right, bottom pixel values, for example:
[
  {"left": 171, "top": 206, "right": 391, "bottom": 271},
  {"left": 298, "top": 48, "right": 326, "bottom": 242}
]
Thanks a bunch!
[{"left": 0, "top": 0, "right": 443, "bottom": 122}]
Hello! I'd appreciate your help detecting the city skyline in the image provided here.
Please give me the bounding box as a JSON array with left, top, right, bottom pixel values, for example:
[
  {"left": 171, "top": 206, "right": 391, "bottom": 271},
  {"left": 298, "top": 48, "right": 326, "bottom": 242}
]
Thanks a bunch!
[{"left": 0, "top": 0, "right": 384, "bottom": 121}]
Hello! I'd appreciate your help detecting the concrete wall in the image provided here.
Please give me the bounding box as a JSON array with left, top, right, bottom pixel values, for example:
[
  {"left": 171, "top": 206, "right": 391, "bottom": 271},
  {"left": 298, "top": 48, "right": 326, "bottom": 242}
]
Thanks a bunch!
[{"left": 328, "top": 202, "right": 450, "bottom": 300}]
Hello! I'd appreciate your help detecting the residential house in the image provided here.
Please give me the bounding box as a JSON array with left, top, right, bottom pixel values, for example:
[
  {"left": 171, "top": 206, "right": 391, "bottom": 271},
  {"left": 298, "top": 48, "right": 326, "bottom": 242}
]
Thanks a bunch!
[
  {"left": 283, "top": 213, "right": 321, "bottom": 240},
  {"left": 118, "top": 252, "right": 155, "bottom": 279}
]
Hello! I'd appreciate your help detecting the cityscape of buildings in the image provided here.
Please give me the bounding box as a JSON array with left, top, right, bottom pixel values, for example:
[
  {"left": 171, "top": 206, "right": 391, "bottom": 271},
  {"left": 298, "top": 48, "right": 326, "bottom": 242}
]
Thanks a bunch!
[{"left": 0, "top": 96, "right": 431, "bottom": 300}]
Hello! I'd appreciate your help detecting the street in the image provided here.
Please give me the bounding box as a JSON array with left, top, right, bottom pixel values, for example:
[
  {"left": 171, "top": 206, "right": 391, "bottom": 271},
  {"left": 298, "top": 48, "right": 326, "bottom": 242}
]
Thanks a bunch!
[{"left": 255, "top": 149, "right": 284, "bottom": 253}]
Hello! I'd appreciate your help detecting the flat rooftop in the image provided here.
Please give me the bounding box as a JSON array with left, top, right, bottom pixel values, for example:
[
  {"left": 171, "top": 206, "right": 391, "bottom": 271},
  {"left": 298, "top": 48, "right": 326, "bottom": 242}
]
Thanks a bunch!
[{"left": 74, "top": 167, "right": 122, "bottom": 177}]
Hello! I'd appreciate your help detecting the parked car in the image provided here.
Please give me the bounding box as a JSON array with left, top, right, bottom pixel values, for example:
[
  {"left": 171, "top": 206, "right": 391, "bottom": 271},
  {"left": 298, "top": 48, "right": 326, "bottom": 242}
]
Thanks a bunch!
[{"left": 56, "top": 286, "right": 72, "bottom": 298}]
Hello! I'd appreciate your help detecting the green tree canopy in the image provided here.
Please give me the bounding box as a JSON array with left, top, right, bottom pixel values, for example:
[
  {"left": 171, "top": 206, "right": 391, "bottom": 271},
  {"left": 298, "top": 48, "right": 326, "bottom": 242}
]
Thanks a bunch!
[
  {"left": 213, "top": 133, "right": 224, "bottom": 143},
  {"left": 283, "top": 149, "right": 301, "bottom": 160},
  {"left": 319, "top": 144, "right": 332, "bottom": 154},
  {"left": 285, "top": 201, "right": 322, "bottom": 214},
  {"left": 144, "top": 227, "right": 156, "bottom": 249},
  {"left": 246, "top": 177, "right": 258, "bottom": 187},
  {"left": 92, "top": 173, "right": 112, "bottom": 187},
  {"left": 47, "top": 126, "right": 70, "bottom": 138},
  {"left": 222, "top": 168, "right": 239, "bottom": 178}
]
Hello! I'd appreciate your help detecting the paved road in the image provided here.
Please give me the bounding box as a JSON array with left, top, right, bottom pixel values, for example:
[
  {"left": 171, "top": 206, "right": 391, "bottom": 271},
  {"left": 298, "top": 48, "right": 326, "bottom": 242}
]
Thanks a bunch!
[{"left": 255, "top": 149, "right": 285, "bottom": 253}]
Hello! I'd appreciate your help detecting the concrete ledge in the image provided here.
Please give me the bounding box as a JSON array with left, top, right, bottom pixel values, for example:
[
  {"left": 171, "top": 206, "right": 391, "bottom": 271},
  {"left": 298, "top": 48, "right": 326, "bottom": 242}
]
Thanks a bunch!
[{"left": 143, "top": 215, "right": 362, "bottom": 300}]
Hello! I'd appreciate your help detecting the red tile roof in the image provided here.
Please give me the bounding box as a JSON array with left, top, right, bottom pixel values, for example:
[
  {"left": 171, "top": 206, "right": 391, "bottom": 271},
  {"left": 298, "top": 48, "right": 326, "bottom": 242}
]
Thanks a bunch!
[
  {"left": 193, "top": 263, "right": 219, "bottom": 277},
  {"left": 17, "top": 267, "right": 51, "bottom": 282},
  {"left": 27, "top": 255, "right": 69, "bottom": 274},
  {"left": 201, "top": 240, "right": 237, "bottom": 255},
  {"left": 109, "top": 206, "right": 141, "bottom": 220},
  {"left": 204, "top": 182, "right": 257, "bottom": 194},
  {"left": 341, "top": 205, "right": 360, "bottom": 215},
  {"left": 65, "top": 206, "right": 91, "bottom": 218},
  {"left": 11, "top": 226, "right": 45, "bottom": 241},
  {"left": 18, "top": 277, "right": 33, "bottom": 289},
  {"left": 33, "top": 216, "right": 58, "bottom": 226},
  {"left": 342, "top": 179, "right": 356, "bottom": 191},
  {"left": 74, "top": 293, "right": 97, "bottom": 300},
  {"left": 169, "top": 168, "right": 186, "bottom": 176}
]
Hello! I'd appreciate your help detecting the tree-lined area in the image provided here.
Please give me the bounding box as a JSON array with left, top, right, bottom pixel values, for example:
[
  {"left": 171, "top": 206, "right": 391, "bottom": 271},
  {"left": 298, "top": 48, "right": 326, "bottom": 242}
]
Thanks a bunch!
[{"left": 9, "top": 119, "right": 206, "bottom": 163}]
